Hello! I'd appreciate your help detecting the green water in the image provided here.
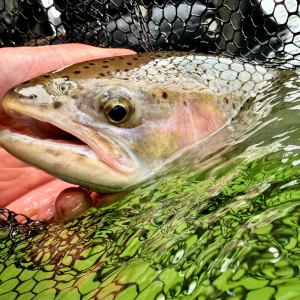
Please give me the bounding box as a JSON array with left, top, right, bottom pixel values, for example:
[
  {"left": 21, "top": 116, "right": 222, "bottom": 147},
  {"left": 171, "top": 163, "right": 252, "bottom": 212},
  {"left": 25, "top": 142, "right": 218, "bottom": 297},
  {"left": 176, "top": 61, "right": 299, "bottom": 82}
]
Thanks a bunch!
[{"left": 1, "top": 69, "right": 300, "bottom": 299}]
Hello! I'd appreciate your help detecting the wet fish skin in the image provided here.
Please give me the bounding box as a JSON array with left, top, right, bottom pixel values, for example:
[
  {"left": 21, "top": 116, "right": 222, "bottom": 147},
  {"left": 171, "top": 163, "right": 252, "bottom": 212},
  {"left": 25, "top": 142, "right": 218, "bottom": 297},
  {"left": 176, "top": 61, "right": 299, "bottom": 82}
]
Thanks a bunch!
[{"left": 0, "top": 52, "right": 276, "bottom": 192}]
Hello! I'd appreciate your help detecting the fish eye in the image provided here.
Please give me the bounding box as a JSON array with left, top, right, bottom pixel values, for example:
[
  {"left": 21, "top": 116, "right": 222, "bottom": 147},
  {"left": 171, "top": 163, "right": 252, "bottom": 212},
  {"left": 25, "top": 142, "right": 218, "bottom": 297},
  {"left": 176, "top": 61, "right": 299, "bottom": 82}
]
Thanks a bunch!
[{"left": 103, "top": 98, "right": 134, "bottom": 124}]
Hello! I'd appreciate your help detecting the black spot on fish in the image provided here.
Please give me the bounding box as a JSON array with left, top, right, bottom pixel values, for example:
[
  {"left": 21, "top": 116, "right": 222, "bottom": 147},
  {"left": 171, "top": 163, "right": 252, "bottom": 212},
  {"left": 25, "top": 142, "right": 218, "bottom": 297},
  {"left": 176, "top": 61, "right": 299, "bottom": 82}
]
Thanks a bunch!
[
  {"left": 44, "top": 74, "right": 50, "bottom": 78},
  {"left": 184, "top": 101, "right": 187, "bottom": 106},
  {"left": 29, "top": 94, "right": 37, "bottom": 100},
  {"left": 133, "top": 57, "right": 138, "bottom": 60},
  {"left": 22, "top": 80, "right": 30, "bottom": 84},
  {"left": 53, "top": 101, "right": 62, "bottom": 109},
  {"left": 124, "top": 69, "right": 129, "bottom": 72},
  {"left": 232, "top": 103, "right": 236, "bottom": 109},
  {"left": 45, "top": 148, "right": 60, "bottom": 156},
  {"left": 99, "top": 73, "right": 105, "bottom": 77},
  {"left": 74, "top": 70, "right": 81, "bottom": 74},
  {"left": 162, "top": 92, "right": 168, "bottom": 99},
  {"left": 119, "top": 57, "right": 124, "bottom": 59},
  {"left": 225, "top": 98, "right": 229, "bottom": 104},
  {"left": 103, "top": 65, "right": 109, "bottom": 68},
  {"left": 83, "top": 66, "right": 89, "bottom": 69},
  {"left": 116, "top": 69, "right": 120, "bottom": 72},
  {"left": 89, "top": 62, "right": 95, "bottom": 66},
  {"left": 127, "top": 62, "right": 132, "bottom": 65}
]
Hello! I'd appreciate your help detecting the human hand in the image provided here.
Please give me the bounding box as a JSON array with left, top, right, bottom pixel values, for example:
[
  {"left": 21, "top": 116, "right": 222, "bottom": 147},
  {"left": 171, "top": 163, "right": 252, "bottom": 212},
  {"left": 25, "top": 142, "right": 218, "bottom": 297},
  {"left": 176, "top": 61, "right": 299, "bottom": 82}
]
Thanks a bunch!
[{"left": 0, "top": 44, "right": 135, "bottom": 223}]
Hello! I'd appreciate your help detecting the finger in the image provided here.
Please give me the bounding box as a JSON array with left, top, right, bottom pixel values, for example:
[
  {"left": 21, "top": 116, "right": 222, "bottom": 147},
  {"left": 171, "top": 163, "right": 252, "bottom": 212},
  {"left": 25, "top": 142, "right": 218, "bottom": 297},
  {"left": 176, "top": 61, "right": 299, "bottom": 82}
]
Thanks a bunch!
[{"left": 52, "top": 187, "right": 93, "bottom": 223}]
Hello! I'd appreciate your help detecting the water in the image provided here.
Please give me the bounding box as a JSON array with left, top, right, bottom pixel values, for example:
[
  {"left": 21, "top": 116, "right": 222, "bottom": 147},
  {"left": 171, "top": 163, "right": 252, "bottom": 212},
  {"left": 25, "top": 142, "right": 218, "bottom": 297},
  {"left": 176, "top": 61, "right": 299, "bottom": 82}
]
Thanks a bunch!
[{"left": 1, "top": 69, "right": 300, "bottom": 299}]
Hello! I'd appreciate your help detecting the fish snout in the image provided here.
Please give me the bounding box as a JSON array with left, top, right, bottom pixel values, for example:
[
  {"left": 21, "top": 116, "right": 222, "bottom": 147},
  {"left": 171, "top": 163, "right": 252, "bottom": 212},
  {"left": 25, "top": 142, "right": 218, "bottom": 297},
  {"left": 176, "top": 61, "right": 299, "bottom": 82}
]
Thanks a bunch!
[{"left": 4, "top": 83, "right": 56, "bottom": 114}]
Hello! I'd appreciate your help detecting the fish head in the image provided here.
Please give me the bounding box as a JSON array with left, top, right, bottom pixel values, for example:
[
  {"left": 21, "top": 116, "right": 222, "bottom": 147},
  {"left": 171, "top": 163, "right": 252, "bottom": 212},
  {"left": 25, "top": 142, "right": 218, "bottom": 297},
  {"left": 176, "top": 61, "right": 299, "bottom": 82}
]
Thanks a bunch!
[{"left": 0, "top": 53, "right": 274, "bottom": 192}]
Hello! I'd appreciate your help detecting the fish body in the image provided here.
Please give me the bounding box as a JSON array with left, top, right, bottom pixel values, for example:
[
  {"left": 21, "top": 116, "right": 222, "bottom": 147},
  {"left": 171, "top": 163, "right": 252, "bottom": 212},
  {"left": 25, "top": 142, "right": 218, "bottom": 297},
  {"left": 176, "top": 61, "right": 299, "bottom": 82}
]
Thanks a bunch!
[{"left": 0, "top": 52, "right": 276, "bottom": 192}]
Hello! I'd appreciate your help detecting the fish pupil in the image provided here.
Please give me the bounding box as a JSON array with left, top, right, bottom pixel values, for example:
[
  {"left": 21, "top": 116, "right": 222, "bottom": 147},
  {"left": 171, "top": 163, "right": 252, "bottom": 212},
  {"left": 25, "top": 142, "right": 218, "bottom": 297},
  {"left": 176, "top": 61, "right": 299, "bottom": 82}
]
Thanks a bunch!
[{"left": 109, "top": 105, "right": 127, "bottom": 122}]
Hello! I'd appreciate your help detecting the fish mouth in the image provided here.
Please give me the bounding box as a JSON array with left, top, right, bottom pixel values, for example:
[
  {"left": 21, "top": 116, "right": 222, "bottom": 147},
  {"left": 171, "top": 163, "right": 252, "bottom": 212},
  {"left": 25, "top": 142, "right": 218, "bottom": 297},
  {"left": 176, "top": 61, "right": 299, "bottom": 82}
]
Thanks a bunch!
[
  {"left": 8, "top": 110, "right": 80, "bottom": 141},
  {"left": 0, "top": 90, "right": 144, "bottom": 192},
  {"left": 3, "top": 109, "right": 102, "bottom": 160},
  {"left": 9, "top": 111, "right": 85, "bottom": 144}
]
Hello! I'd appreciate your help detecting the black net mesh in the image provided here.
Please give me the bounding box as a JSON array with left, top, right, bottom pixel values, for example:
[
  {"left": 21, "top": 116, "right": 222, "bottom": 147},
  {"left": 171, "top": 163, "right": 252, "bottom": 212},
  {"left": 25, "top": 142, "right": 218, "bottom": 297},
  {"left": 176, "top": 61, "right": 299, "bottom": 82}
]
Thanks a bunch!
[
  {"left": 0, "top": 0, "right": 300, "bottom": 68},
  {"left": 0, "top": 208, "right": 46, "bottom": 238}
]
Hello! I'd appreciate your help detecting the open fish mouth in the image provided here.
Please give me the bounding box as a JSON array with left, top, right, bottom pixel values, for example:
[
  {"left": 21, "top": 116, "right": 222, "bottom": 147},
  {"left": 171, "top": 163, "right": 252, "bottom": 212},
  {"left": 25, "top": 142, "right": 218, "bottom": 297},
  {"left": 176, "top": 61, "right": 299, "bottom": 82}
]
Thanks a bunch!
[
  {"left": 0, "top": 92, "right": 143, "bottom": 192},
  {"left": 2, "top": 110, "right": 102, "bottom": 162},
  {"left": 7, "top": 111, "right": 93, "bottom": 148},
  {"left": 17, "top": 116, "right": 81, "bottom": 141}
]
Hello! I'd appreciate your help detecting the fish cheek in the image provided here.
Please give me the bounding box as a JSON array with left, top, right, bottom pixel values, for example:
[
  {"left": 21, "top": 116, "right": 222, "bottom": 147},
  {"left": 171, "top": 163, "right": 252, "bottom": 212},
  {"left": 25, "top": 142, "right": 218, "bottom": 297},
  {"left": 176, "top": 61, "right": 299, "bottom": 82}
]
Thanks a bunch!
[
  {"left": 127, "top": 120, "right": 181, "bottom": 166},
  {"left": 137, "top": 131, "right": 180, "bottom": 165}
]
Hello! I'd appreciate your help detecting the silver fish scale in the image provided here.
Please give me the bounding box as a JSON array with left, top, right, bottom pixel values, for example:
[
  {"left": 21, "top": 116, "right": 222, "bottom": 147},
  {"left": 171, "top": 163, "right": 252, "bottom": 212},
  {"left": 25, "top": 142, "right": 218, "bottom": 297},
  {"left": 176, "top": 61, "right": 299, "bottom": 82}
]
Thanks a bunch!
[{"left": 115, "top": 54, "right": 275, "bottom": 99}]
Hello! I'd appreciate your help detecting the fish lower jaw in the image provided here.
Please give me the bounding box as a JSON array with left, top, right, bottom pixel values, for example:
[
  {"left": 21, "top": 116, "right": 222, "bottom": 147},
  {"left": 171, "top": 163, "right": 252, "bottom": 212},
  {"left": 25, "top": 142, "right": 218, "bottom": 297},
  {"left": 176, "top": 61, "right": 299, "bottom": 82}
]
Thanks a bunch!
[{"left": 0, "top": 129, "right": 99, "bottom": 161}]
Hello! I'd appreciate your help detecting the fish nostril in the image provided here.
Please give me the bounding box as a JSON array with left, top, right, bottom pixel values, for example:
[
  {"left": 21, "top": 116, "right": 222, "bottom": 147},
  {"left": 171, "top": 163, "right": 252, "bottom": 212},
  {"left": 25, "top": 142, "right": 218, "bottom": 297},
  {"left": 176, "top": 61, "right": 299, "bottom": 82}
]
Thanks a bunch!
[{"left": 29, "top": 94, "right": 37, "bottom": 100}]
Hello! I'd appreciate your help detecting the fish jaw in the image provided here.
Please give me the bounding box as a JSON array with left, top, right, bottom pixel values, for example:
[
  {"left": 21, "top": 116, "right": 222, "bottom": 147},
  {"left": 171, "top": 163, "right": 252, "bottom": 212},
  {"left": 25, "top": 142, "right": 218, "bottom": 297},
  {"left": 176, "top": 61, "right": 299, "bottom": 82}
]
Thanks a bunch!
[
  {"left": 0, "top": 88, "right": 149, "bottom": 192},
  {"left": 0, "top": 130, "right": 142, "bottom": 192}
]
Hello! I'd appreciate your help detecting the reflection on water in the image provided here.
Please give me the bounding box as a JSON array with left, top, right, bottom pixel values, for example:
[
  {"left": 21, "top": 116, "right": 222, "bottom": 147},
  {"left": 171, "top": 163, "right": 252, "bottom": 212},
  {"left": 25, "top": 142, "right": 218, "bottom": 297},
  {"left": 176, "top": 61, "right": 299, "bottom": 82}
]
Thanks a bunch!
[{"left": 1, "top": 69, "right": 300, "bottom": 299}]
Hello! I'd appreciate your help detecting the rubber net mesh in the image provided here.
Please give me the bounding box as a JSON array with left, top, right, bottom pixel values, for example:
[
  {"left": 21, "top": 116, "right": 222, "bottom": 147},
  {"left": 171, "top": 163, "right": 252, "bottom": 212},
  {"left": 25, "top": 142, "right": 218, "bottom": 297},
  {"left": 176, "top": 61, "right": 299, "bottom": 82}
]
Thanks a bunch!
[
  {"left": 0, "top": 0, "right": 300, "bottom": 236},
  {"left": 1, "top": 0, "right": 300, "bottom": 68}
]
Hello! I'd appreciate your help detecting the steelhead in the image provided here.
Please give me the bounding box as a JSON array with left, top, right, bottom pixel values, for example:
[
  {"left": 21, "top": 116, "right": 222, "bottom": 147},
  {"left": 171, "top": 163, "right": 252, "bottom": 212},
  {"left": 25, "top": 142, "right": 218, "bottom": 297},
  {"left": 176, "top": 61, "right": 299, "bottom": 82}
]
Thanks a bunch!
[{"left": 0, "top": 52, "right": 276, "bottom": 192}]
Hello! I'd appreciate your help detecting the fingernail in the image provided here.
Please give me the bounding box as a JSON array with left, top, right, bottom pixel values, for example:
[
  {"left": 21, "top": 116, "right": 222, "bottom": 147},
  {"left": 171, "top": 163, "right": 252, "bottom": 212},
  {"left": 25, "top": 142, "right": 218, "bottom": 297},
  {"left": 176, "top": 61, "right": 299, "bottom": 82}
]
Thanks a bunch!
[{"left": 55, "top": 187, "right": 92, "bottom": 223}]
